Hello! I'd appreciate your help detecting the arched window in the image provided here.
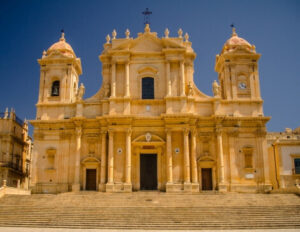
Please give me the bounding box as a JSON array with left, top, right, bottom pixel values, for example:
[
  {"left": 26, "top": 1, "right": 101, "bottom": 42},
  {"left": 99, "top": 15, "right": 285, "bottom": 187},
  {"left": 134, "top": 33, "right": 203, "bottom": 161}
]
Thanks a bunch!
[
  {"left": 51, "top": 81, "right": 60, "bottom": 96},
  {"left": 142, "top": 77, "right": 154, "bottom": 99}
]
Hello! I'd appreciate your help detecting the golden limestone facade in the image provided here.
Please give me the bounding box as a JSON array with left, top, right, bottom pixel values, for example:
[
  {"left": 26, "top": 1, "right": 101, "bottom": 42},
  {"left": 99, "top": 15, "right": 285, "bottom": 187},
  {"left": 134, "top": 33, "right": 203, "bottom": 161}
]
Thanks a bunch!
[{"left": 30, "top": 25, "right": 272, "bottom": 193}]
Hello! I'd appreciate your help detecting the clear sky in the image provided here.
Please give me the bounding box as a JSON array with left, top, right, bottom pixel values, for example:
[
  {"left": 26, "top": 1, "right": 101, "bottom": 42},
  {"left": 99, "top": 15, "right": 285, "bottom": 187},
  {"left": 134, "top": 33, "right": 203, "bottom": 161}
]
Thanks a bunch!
[{"left": 0, "top": 0, "right": 299, "bottom": 134}]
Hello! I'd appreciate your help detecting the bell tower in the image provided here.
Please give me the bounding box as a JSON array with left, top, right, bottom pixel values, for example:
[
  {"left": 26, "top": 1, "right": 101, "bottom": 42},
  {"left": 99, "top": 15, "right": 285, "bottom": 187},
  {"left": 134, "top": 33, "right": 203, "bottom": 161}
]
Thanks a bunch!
[
  {"left": 215, "top": 28, "right": 261, "bottom": 101},
  {"left": 37, "top": 32, "right": 82, "bottom": 105}
]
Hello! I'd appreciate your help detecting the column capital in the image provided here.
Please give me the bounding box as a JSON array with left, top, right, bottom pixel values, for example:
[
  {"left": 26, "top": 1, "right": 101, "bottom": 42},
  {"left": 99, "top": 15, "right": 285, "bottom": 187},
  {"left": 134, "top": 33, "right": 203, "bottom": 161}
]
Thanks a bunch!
[
  {"left": 126, "top": 128, "right": 132, "bottom": 136},
  {"left": 75, "top": 127, "right": 82, "bottom": 137},
  {"left": 215, "top": 124, "right": 223, "bottom": 135},
  {"left": 101, "top": 130, "right": 107, "bottom": 135},
  {"left": 191, "top": 128, "right": 197, "bottom": 137},
  {"left": 165, "top": 128, "right": 172, "bottom": 134},
  {"left": 108, "top": 129, "right": 114, "bottom": 136},
  {"left": 183, "top": 128, "right": 190, "bottom": 136}
]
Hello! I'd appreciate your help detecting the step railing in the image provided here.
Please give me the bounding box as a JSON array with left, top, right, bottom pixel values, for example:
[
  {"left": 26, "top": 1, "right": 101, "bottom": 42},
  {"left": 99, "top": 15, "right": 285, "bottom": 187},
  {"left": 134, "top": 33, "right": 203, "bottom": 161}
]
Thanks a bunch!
[{"left": 0, "top": 180, "right": 31, "bottom": 198}]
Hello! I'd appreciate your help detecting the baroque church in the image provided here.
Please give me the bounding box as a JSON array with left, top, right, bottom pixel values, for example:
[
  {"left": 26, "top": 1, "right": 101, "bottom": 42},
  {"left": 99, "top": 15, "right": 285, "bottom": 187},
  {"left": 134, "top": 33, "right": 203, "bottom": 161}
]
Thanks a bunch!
[{"left": 30, "top": 24, "right": 272, "bottom": 193}]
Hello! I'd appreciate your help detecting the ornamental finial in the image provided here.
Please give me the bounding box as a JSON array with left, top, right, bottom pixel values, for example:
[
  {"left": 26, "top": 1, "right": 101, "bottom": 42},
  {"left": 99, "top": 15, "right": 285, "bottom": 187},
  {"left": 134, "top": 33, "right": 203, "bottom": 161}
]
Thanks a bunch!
[
  {"left": 125, "top": 29, "right": 130, "bottom": 39},
  {"left": 106, "top": 34, "right": 111, "bottom": 44},
  {"left": 144, "top": 24, "right": 150, "bottom": 33},
  {"left": 60, "top": 29, "right": 65, "bottom": 41},
  {"left": 230, "top": 24, "right": 237, "bottom": 37},
  {"left": 164, "top": 28, "right": 169, "bottom": 38},
  {"left": 112, "top": 29, "right": 117, "bottom": 39},
  {"left": 184, "top": 33, "right": 189, "bottom": 42},
  {"left": 42, "top": 50, "right": 46, "bottom": 58},
  {"left": 178, "top": 28, "right": 183, "bottom": 38}
]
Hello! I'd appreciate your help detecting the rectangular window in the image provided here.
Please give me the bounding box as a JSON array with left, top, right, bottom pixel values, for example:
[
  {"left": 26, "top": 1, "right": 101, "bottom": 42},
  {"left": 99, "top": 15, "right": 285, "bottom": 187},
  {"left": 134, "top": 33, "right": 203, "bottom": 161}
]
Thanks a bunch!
[
  {"left": 294, "top": 158, "right": 300, "bottom": 174},
  {"left": 142, "top": 77, "right": 154, "bottom": 99}
]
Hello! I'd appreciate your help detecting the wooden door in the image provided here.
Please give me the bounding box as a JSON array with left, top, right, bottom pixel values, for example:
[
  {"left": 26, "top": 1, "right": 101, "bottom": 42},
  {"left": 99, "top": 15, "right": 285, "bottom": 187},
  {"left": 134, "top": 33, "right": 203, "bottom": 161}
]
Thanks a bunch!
[
  {"left": 140, "top": 154, "right": 157, "bottom": 190},
  {"left": 86, "top": 169, "right": 96, "bottom": 190},
  {"left": 201, "top": 168, "right": 213, "bottom": 190}
]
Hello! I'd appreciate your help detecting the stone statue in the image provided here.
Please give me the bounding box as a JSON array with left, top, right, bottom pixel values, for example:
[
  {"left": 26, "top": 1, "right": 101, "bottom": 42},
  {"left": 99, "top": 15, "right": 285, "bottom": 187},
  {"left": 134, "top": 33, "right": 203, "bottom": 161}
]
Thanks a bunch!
[
  {"left": 187, "top": 81, "right": 194, "bottom": 96},
  {"left": 212, "top": 80, "right": 220, "bottom": 97},
  {"left": 77, "top": 83, "right": 85, "bottom": 101}
]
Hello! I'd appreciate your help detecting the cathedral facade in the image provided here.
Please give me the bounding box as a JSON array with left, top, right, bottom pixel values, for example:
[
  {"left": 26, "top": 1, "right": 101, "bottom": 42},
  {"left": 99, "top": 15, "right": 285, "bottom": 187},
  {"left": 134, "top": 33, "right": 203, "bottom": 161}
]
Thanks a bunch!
[{"left": 30, "top": 25, "right": 272, "bottom": 193}]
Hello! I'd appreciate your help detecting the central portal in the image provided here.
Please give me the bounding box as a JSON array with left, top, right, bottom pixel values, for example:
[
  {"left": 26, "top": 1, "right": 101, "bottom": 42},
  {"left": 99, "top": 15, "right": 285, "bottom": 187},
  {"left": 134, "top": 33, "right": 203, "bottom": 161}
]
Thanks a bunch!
[{"left": 140, "top": 154, "right": 157, "bottom": 190}]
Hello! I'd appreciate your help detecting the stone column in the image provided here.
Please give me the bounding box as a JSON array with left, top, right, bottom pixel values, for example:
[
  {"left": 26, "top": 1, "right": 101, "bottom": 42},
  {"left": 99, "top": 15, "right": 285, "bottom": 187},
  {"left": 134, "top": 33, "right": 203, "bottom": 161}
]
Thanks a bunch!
[
  {"left": 99, "top": 131, "right": 107, "bottom": 191},
  {"left": 191, "top": 129, "right": 198, "bottom": 184},
  {"left": 216, "top": 126, "right": 226, "bottom": 191},
  {"left": 166, "top": 129, "right": 173, "bottom": 183},
  {"left": 72, "top": 126, "right": 82, "bottom": 191},
  {"left": 180, "top": 60, "right": 185, "bottom": 96},
  {"left": 183, "top": 128, "right": 191, "bottom": 184},
  {"left": 166, "top": 61, "right": 171, "bottom": 96},
  {"left": 124, "top": 128, "right": 132, "bottom": 192},
  {"left": 166, "top": 129, "right": 173, "bottom": 192},
  {"left": 258, "top": 131, "right": 272, "bottom": 192},
  {"left": 111, "top": 62, "right": 116, "bottom": 98},
  {"left": 125, "top": 62, "right": 130, "bottom": 97},
  {"left": 106, "top": 130, "right": 114, "bottom": 192}
]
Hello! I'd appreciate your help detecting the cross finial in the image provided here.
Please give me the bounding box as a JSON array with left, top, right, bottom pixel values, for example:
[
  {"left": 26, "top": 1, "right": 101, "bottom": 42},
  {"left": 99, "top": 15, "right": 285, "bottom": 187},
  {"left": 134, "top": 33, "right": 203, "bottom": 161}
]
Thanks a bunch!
[{"left": 142, "top": 8, "right": 152, "bottom": 25}]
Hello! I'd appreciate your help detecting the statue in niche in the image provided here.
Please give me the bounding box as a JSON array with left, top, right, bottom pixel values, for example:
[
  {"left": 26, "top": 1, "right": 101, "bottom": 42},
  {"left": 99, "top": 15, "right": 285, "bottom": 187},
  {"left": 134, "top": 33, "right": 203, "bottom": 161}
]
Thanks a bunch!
[
  {"left": 187, "top": 81, "right": 194, "bottom": 96},
  {"left": 212, "top": 80, "right": 220, "bottom": 97},
  {"left": 104, "top": 83, "right": 110, "bottom": 98},
  {"left": 76, "top": 83, "right": 85, "bottom": 101}
]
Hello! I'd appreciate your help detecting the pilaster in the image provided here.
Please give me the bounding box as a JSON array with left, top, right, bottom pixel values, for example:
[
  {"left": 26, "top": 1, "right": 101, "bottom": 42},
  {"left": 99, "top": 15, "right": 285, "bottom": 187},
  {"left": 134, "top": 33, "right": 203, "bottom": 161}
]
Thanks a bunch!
[
  {"left": 191, "top": 128, "right": 199, "bottom": 192},
  {"left": 216, "top": 125, "right": 227, "bottom": 192},
  {"left": 72, "top": 124, "right": 82, "bottom": 192},
  {"left": 106, "top": 129, "right": 114, "bottom": 192},
  {"left": 165, "top": 129, "right": 173, "bottom": 192},
  {"left": 124, "top": 128, "right": 132, "bottom": 192},
  {"left": 99, "top": 130, "right": 107, "bottom": 192}
]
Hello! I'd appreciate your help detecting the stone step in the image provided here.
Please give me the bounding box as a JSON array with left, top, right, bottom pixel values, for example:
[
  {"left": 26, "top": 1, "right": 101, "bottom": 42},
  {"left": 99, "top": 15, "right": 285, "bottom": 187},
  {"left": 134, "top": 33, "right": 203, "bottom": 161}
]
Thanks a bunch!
[{"left": 0, "top": 193, "right": 299, "bottom": 230}]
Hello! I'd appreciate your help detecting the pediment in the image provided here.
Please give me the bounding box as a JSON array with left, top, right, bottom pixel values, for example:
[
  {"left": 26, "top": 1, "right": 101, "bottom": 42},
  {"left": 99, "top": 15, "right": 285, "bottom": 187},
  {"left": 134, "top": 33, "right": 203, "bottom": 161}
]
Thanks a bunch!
[
  {"left": 130, "top": 36, "right": 163, "bottom": 52},
  {"left": 137, "top": 65, "right": 158, "bottom": 75},
  {"left": 81, "top": 156, "right": 101, "bottom": 164},
  {"left": 133, "top": 133, "right": 164, "bottom": 143},
  {"left": 197, "top": 155, "right": 215, "bottom": 162}
]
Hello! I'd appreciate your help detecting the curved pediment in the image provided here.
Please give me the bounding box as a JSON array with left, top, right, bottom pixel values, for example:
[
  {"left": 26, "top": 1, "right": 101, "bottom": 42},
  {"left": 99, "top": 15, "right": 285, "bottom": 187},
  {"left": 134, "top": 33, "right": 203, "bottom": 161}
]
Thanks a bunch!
[
  {"left": 197, "top": 155, "right": 216, "bottom": 162},
  {"left": 137, "top": 65, "right": 158, "bottom": 75},
  {"left": 133, "top": 132, "right": 164, "bottom": 143},
  {"left": 81, "top": 156, "right": 101, "bottom": 164}
]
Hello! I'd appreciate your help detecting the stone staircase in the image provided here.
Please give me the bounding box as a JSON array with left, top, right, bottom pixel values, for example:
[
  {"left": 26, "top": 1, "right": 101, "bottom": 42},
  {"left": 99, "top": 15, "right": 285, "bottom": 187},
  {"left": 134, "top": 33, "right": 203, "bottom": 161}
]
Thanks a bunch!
[{"left": 0, "top": 192, "right": 299, "bottom": 230}]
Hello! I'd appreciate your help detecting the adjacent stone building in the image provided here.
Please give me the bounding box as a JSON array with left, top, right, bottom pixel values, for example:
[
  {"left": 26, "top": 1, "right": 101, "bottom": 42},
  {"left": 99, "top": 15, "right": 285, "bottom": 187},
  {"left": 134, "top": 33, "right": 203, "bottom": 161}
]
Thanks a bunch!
[
  {"left": 267, "top": 127, "right": 300, "bottom": 191},
  {"left": 30, "top": 25, "right": 272, "bottom": 193},
  {"left": 0, "top": 108, "right": 32, "bottom": 189}
]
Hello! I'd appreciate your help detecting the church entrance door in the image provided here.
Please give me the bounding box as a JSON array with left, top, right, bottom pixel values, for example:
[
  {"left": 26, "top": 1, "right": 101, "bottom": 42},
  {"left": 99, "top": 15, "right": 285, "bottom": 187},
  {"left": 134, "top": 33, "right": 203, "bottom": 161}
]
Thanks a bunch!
[
  {"left": 201, "top": 168, "right": 213, "bottom": 190},
  {"left": 140, "top": 154, "right": 157, "bottom": 190},
  {"left": 86, "top": 169, "right": 96, "bottom": 190}
]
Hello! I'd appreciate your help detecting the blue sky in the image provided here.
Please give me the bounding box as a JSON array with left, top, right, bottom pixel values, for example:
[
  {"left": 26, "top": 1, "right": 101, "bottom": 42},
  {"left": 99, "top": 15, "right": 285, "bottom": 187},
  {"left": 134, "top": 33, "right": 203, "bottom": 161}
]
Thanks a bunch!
[{"left": 0, "top": 0, "right": 299, "bottom": 133}]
